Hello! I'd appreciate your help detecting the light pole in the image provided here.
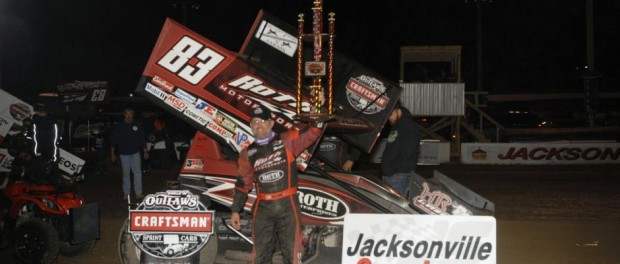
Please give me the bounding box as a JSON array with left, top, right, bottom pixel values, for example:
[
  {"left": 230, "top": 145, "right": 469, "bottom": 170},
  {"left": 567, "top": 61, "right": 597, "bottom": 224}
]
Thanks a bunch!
[{"left": 465, "top": 0, "right": 493, "bottom": 91}]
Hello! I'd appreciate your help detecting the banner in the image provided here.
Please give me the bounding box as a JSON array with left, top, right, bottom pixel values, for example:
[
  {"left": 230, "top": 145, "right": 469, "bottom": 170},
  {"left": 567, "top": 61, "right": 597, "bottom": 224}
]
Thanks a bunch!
[
  {"left": 239, "top": 10, "right": 403, "bottom": 153},
  {"left": 461, "top": 142, "right": 620, "bottom": 165},
  {"left": 135, "top": 19, "right": 324, "bottom": 158},
  {"left": 342, "top": 214, "right": 496, "bottom": 264}
]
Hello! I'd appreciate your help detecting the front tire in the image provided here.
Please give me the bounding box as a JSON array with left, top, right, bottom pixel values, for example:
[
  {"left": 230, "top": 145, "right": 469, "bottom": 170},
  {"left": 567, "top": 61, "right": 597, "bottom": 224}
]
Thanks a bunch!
[{"left": 12, "top": 217, "right": 60, "bottom": 264}]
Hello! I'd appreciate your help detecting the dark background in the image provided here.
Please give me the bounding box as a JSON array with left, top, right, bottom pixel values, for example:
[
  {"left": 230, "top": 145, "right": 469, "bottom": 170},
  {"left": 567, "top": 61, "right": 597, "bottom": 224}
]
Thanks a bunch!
[{"left": 1, "top": 0, "right": 619, "bottom": 99}]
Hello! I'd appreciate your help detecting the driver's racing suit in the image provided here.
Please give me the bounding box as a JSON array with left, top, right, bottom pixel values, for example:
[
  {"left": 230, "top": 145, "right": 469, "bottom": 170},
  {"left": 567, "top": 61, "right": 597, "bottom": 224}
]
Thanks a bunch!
[{"left": 231, "top": 124, "right": 322, "bottom": 264}]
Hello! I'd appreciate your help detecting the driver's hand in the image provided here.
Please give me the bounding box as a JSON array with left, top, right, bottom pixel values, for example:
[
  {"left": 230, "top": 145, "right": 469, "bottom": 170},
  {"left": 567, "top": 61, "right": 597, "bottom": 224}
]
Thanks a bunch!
[
  {"left": 231, "top": 212, "right": 241, "bottom": 230},
  {"left": 342, "top": 160, "right": 354, "bottom": 172}
]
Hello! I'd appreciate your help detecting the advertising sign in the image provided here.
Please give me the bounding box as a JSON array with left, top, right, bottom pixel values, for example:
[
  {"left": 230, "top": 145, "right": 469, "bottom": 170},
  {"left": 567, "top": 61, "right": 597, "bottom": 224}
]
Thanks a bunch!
[
  {"left": 342, "top": 214, "right": 496, "bottom": 264},
  {"left": 462, "top": 142, "right": 620, "bottom": 165}
]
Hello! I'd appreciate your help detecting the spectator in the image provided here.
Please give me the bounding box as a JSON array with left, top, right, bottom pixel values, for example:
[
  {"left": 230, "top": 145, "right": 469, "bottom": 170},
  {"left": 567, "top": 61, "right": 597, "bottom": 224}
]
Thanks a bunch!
[
  {"left": 381, "top": 102, "right": 421, "bottom": 197},
  {"left": 110, "top": 107, "right": 149, "bottom": 200},
  {"left": 313, "top": 135, "right": 360, "bottom": 172}
]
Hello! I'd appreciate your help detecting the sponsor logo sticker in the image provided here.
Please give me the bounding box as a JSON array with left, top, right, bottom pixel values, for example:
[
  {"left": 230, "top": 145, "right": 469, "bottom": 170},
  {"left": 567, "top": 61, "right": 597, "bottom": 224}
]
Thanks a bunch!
[
  {"left": 346, "top": 75, "right": 389, "bottom": 115},
  {"left": 298, "top": 187, "right": 349, "bottom": 220},
  {"left": 128, "top": 190, "right": 214, "bottom": 260},
  {"left": 255, "top": 20, "right": 298, "bottom": 57},
  {"left": 258, "top": 170, "right": 284, "bottom": 183},
  {"left": 153, "top": 74, "right": 175, "bottom": 92}
]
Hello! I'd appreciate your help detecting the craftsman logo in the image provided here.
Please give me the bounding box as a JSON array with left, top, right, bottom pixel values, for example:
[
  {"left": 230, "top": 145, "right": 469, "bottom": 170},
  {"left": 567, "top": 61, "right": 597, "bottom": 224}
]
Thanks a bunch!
[
  {"left": 9, "top": 103, "right": 31, "bottom": 121},
  {"left": 153, "top": 74, "right": 175, "bottom": 92},
  {"left": 258, "top": 170, "right": 284, "bottom": 183},
  {"left": 129, "top": 190, "right": 214, "bottom": 260},
  {"left": 157, "top": 36, "right": 225, "bottom": 85},
  {"left": 319, "top": 142, "right": 337, "bottom": 152},
  {"left": 145, "top": 83, "right": 168, "bottom": 101},
  {"left": 255, "top": 20, "right": 298, "bottom": 57},
  {"left": 298, "top": 187, "right": 349, "bottom": 220},
  {"left": 165, "top": 95, "right": 188, "bottom": 112},
  {"left": 346, "top": 75, "right": 389, "bottom": 114}
]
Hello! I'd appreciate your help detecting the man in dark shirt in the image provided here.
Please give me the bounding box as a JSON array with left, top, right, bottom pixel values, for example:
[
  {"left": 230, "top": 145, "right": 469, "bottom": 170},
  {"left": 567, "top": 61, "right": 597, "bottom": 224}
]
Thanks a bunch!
[
  {"left": 29, "top": 104, "right": 60, "bottom": 185},
  {"left": 110, "top": 107, "right": 149, "bottom": 200},
  {"left": 313, "top": 135, "right": 360, "bottom": 172},
  {"left": 381, "top": 102, "right": 421, "bottom": 197},
  {"left": 230, "top": 105, "right": 322, "bottom": 264}
]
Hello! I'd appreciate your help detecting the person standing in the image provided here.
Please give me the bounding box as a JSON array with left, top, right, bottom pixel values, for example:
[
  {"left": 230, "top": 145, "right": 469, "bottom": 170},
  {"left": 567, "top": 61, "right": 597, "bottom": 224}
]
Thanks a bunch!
[
  {"left": 381, "top": 102, "right": 421, "bottom": 197},
  {"left": 230, "top": 105, "right": 322, "bottom": 264},
  {"left": 313, "top": 135, "right": 360, "bottom": 172},
  {"left": 110, "top": 107, "right": 149, "bottom": 200},
  {"left": 29, "top": 104, "right": 60, "bottom": 185}
]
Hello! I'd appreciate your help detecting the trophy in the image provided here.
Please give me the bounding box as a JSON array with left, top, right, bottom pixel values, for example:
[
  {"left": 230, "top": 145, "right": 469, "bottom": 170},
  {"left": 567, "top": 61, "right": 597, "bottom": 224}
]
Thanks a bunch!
[{"left": 295, "top": 0, "right": 335, "bottom": 123}]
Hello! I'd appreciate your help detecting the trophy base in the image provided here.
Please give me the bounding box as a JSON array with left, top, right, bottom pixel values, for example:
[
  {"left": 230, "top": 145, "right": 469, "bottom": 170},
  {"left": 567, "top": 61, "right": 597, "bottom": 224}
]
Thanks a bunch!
[{"left": 294, "top": 113, "right": 335, "bottom": 123}]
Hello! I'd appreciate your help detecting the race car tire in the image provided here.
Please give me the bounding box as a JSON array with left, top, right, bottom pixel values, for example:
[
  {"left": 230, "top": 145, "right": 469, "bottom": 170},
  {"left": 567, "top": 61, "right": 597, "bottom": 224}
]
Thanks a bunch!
[{"left": 11, "top": 217, "right": 60, "bottom": 264}]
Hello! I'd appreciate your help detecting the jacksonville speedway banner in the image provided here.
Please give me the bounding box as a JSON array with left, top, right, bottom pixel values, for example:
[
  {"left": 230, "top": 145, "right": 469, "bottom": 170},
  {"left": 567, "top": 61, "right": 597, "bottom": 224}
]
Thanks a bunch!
[
  {"left": 239, "top": 10, "right": 403, "bottom": 153},
  {"left": 342, "top": 214, "right": 496, "bottom": 264},
  {"left": 136, "top": 19, "right": 324, "bottom": 155},
  {"left": 462, "top": 142, "right": 620, "bottom": 165}
]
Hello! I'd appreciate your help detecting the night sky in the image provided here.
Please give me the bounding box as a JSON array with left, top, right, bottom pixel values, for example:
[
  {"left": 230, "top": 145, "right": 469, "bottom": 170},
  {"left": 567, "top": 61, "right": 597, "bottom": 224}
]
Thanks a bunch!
[{"left": 1, "top": 0, "right": 619, "bottom": 100}]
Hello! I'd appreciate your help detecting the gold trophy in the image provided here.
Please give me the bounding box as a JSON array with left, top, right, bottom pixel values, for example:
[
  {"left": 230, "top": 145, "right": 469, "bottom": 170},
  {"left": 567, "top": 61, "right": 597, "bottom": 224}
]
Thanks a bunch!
[{"left": 295, "top": 0, "right": 335, "bottom": 123}]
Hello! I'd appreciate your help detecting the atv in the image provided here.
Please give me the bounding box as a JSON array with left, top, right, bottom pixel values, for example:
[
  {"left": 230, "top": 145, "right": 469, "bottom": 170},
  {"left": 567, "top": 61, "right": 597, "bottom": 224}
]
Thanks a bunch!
[{"left": 0, "top": 163, "right": 99, "bottom": 264}]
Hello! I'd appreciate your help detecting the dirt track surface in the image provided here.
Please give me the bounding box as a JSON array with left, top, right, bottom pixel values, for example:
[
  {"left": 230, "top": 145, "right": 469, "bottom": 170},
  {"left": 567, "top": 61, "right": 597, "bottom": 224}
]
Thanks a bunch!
[{"left": 2, "top": 162, "right": 620, "bottom": 263}]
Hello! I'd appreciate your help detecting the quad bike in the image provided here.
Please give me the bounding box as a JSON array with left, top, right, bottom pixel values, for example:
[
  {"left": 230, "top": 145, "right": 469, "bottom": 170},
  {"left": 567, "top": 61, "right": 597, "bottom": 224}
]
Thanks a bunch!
[{"left": 0, "top": 163, "right": 99, "bottom": 264}]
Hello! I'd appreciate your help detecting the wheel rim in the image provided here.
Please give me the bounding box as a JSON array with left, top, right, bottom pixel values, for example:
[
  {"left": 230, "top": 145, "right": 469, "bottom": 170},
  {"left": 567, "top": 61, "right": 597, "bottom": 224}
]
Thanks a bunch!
[{"left": 15, "top": 230, "right": 48, "bottom": 260}]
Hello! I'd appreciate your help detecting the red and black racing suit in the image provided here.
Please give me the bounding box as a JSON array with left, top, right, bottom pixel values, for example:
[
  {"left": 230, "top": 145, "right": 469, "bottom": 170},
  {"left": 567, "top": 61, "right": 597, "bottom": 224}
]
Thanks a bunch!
[{"left": 231, "top": 124, "right": 322, "bottom": 264}]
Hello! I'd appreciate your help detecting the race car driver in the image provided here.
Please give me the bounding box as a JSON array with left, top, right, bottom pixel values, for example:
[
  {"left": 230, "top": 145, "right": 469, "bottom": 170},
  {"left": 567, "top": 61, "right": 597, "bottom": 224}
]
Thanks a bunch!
[{"left": 230, "top": 104, "right": 323, "bottom": 264}]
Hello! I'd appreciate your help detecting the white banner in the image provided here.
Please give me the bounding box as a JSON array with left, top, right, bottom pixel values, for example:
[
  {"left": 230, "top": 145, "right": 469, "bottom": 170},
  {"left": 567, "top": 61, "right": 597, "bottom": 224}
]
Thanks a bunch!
[
  {"left": 342, "top": 214, "right": 496, "bottom": 264},
  {"left": 0, "top": 148, "right": 15, "bottom": 173},
  {"left": 461, "top": 142, "right": 620, "bottom": 165}
]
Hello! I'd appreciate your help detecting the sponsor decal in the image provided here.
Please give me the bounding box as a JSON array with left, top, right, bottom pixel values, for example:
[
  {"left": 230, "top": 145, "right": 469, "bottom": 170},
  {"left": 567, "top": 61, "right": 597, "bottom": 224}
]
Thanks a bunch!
[
  {"left": 255, "top": 20, "right": 298, "bottom": 57},
  {"left": 165, "top": 95, "right": 188, "bottom": 112},
  {"left": 258, "top": 170, "right": 284, "bottom": 183},
  {"left": 215, "top": 113, "right": 236, "bottom": 133},
  {"left": 225, "top": 75, "right": 312, "bottom": 129},
  {"left": 58, "top": 149, "right": 86, "bottom": 175},
  {"left": 157, "top": 36, "right": 225, "bottom": 85},
  {"left": 319, "top": 142, "right": 337, "bottom": 152},
  {"left": 174, "top": 88, "right": 197, "bottom": 104},
  {"left": 206, "top": 121, "right": 234, "bottom": 139},
  {"left": 297, "top": 187, "right": 349, "bottom": 220},
  {"left": 145, "top": 83, "right": 168, "bottom": 101},
  {"left": 346, "top": 75, "right": 389, "bottom": 115},
  {"left": 412, "top": 182, "right": 473, "bottom": 216},
  {"left": 9, "top": 103, "right": 31, "bottom": 121},
  {"left": 194, "top": 99, "right": 218, "bottom": 118},
  {"left": 234, "top": 130, "right": 251, "bottom": 150},
  {"left": 153, "top": 74, "right": 175, "bottom": 92},
  {"left": 183, "top": 108, "right": 210, "bottom": 126},
  {"left": 129, "top": 190, "right": 214, "bottom": 259},
  {"left": 184, "top": 159, "right": 204, "bottom": 170},
  {"left": 90, "top": 89, "right": 107, "bottom": 102}
]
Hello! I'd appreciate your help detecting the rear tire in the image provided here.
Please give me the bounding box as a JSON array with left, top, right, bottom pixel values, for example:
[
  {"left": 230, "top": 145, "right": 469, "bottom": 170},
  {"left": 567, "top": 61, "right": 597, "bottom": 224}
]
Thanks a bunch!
[{"left": 11, "top": 217, "right": 60, "bottom": 264}]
